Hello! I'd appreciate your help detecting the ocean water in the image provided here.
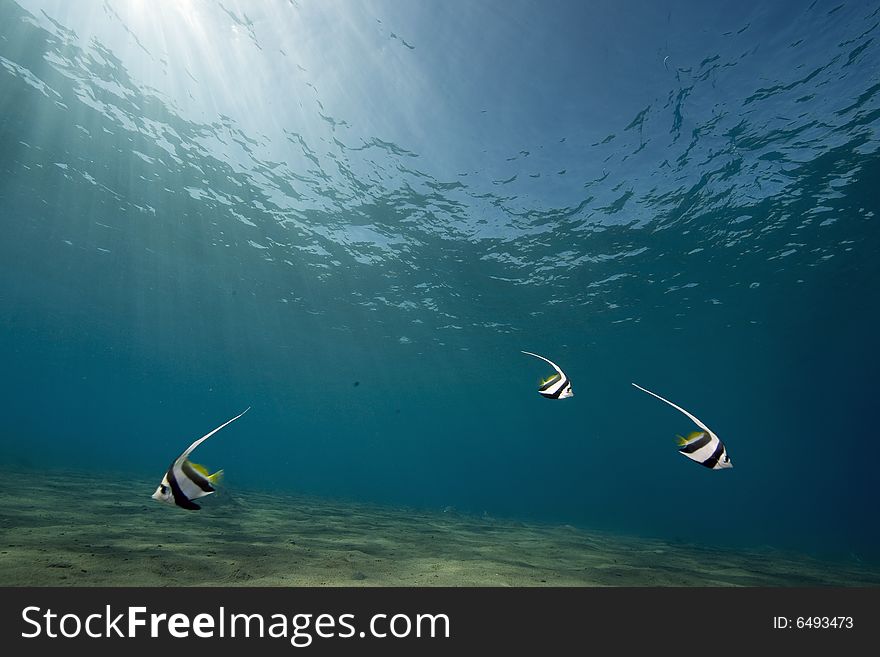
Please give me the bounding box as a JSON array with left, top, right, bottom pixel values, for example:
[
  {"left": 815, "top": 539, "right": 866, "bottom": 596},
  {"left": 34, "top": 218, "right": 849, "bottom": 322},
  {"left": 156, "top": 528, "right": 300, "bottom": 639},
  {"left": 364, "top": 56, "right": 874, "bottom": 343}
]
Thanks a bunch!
[{"left": 0, "top": 0, "right": 878, "bottom": 573}]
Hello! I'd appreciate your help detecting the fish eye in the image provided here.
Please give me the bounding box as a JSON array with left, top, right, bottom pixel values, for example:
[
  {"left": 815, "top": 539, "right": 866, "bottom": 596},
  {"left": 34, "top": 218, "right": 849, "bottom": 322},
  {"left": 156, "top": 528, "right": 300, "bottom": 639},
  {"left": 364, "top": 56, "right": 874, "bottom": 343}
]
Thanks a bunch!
[{"left": 160, "top": 485, "right": 168, "bottom": 494}]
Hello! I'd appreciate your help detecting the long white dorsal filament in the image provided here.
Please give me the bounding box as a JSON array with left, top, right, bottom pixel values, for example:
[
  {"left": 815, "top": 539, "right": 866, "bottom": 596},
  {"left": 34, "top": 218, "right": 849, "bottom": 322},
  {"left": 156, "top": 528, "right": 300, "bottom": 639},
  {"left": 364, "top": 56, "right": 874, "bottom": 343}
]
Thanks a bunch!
[
  {"left": 631, "top": 383, "right": 712, "bottom": 434},
  {"left": 521, "top": 351, "right": 564, "bottom": 377},
  {"left": 177, "top": 406, "right": 251, "bottom": 465}
]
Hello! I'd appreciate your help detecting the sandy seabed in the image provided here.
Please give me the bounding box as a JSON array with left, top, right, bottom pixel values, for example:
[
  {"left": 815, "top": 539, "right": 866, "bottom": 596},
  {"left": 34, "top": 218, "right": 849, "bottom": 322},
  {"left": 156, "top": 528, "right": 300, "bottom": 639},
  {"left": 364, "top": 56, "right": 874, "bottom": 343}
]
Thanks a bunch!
[{"left": 0, "top": 468, "right": 876, "bottom": 587}]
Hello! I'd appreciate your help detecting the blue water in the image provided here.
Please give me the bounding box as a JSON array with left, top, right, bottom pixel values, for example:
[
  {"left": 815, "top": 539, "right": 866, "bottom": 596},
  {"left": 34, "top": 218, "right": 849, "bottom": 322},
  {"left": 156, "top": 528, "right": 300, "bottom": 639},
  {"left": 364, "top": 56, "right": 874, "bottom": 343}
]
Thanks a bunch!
[{"left": 1, "top": 0, "right": 878, "bottom": 564}]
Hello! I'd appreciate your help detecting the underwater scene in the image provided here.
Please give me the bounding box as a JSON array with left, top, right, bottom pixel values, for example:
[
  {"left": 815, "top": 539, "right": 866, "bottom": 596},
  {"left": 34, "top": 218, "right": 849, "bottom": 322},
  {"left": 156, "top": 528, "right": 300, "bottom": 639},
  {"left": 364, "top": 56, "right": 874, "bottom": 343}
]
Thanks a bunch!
[{"left": 1, "top": 0, "right": 878, "bottom": 586}]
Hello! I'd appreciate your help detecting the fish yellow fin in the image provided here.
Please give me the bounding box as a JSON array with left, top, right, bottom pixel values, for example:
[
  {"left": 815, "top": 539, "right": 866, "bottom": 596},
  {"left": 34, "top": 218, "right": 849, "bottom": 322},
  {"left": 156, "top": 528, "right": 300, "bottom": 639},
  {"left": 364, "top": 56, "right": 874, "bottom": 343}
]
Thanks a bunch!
[
  {"left": 540, "top": 373, "right": 561, "bottom": 386},
  {"left": 188, "top": 461, "right": 210, "bottom": 477},
  {"left": 208, "top": 469, "right": 224, "bottom": 485},
  {"left": 677, "top": 431, "right": 706, "bottom": 446}
]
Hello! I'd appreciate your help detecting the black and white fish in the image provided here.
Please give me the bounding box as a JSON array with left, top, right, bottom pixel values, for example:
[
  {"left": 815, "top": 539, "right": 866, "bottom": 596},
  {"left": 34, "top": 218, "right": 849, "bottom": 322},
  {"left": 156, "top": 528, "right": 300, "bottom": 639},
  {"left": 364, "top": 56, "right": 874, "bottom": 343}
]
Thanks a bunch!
[
  {"left": 521, "top": 351, "right": 573, "bottom": 399},
  {"left": 632, "top": 383, "right": 732, "bottom": 470},
  {"left": 152, "top": 407, "right": 250, "bottom": 510}
]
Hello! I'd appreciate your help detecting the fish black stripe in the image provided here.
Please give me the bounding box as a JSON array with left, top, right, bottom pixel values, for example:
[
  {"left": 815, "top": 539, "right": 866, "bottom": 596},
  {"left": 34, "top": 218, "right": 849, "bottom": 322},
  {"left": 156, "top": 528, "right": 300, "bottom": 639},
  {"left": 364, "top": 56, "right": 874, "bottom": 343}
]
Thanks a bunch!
[
  {"left": 167, "top": 466, "right": 201, "bottom": 510},
  {"left": 700, "top": 441, "right": 726, "bottom": 469},
  {"left": 181, "top": 461, "right": 215, "bottom": 493},
  {"left": 678, "top": 433, "right": 712, "bottom": 454},
  {"left": 544, "top": 377, "right": 569, "bottom": 399}
]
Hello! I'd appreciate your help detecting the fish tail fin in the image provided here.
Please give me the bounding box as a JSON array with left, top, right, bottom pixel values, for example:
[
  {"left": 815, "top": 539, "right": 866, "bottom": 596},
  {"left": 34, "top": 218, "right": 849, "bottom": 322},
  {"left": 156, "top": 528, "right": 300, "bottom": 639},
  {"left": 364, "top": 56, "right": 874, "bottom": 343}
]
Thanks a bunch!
[
  {"left": 208, "top": 469, "right": 224, "bottom": 485},
  {"left": 676, "top": 435, "right": 689, "bottom": 446}
]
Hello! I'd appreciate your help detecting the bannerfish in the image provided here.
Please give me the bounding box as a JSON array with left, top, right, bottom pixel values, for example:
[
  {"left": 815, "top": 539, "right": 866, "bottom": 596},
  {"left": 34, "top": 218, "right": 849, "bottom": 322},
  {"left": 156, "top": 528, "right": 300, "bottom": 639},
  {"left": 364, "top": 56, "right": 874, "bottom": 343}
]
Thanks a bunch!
[
  {"left": 631, "top": 383, "right": 732, "bottom": 470},
  {"left": 521, "top": 351, "right": 573, "bottom": 399},
  {"left": 152, "top": 407, "right": 251, "bottom": 510}
]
